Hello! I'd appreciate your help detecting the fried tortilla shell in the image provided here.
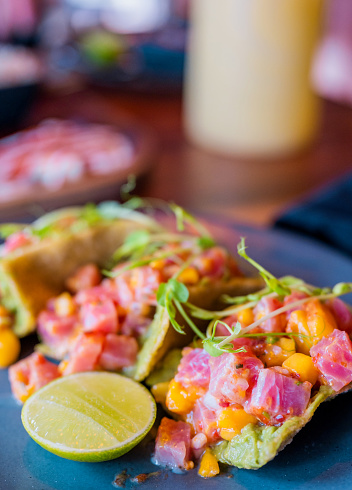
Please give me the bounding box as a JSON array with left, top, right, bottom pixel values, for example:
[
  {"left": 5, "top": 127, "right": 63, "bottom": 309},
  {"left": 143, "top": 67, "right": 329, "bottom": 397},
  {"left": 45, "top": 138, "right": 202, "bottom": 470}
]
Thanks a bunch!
[
  {"left": 133, "top": 276, "right": 264, "bottom": 381},
  {"left": 0, "top": 220, "right": 150, "bottom": 337}
]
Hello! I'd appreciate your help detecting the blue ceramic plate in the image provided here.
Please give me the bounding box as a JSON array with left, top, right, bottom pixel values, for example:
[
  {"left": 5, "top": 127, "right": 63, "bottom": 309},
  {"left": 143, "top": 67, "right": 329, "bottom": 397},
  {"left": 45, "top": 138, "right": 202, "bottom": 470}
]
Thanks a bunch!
[{"left": 2, "top": 224, "right": 352, "bottom": 490}]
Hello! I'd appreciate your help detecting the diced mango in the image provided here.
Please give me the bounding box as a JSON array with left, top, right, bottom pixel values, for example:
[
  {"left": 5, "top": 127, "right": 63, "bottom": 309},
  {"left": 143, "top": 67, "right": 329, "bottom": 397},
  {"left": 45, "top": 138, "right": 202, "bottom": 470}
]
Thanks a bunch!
[
  {"left": 150, "top": 258, "right": 166, "bottom": 271},
  {"left": 218, "top": 407, "right": 258, "bottom": 440},
  {"left": 0, "top": 305, "right": 12, "bottom": 330},
  {"left": 282, "top": 353, "right": 319, "bottom": 385},
  {"left": 287, "top": 299, "right": 336, "bottom": 355},
  {"left": 0, "top": 328, "right": 21, "bottom": 368},
  {"left": 237, "top": 307, "right": 254, "bottom": 326},
  {"left": 54, "top": 292, "right": 76, "bottom": 317},
  {"left": 260, "top": 337, "right": 296, "bottom": 367},
  {"left": 58, "top": 360, "right": 69, "bottom": 375},
  {"left": 178, "top": 267, "right": 200, "bottom": 285},
  {"left": 166, "top": 379, "right": 204, "bottom": 415},
  {"left": 151, "top": 381, "right": 170, "bottom": 405},
  {"left": 198, "top": 449, "right": 220, "bottom": 478}
]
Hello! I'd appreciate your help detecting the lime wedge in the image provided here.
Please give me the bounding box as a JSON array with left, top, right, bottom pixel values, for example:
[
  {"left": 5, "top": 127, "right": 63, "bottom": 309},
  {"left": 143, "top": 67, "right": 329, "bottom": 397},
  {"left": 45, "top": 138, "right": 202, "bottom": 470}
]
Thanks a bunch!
[{"left": 21, "top": 372, "right": 156, "bottom": 462}]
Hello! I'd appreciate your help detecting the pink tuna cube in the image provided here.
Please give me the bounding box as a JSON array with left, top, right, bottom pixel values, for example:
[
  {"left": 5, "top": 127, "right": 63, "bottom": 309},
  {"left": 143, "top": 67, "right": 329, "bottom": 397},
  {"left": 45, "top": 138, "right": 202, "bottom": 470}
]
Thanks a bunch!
[
  {"left": 80, "top": 298, "right": 119, "bottom": 334},
  {"left": 153, "top": 417, "right": 193, "bottom": 471},
  {"left": 175, "top": 347, "right": 211, "bottom": 389},
  {"left": 99, "top": 334, "right": 138, "bottom": 371},
  {"left": 247, "top": 368, "right": 312, "bottom": 425},
  {"left": 209, "top": 351, "right": 263, "bottom": 406},
  {"left": 310, "top": 329, "right": 352, "bottom": 391}
]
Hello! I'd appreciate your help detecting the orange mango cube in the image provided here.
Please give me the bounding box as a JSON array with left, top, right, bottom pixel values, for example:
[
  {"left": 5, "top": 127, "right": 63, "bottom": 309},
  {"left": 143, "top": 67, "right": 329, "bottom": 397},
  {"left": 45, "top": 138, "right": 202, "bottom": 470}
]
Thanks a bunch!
[
  {"left": 178, "top": 267, "right": 200, "bottom": 285},
  {"left": 54, "top": 292, "right": 76, "bottom": 317},
  {"left": 260, "top": 337, "right": 296, "bottom": 367},
  {"left": 282, "top": 353, "right": 319, "bottom": 385},
  {"left": 286, "top": 299, "right": 336, "bottom": 355},
  {"left": 198, "top": 449, "right": 220, "bottom": 478},
  {"left": 237, "top": 307, "right": 254, "bottom": 326},
  {"left": 166, "top": 379, "right": 204, "bottom": 415},
  {"left": 218, "top": 407, "right": 257, "bottom": 441},
  {"left": 151, "top": 381, "right": 170, "bottom": 405}
]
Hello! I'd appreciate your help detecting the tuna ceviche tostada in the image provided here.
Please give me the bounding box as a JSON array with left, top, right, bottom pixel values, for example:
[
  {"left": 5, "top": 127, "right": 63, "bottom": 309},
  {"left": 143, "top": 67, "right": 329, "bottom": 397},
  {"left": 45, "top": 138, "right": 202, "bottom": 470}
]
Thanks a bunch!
[
  {"left": 150, "top": 239, "right": 352, "bottom": 476},
  {"left": 6, "top": 203, "right": 262, "bottom": 402}
]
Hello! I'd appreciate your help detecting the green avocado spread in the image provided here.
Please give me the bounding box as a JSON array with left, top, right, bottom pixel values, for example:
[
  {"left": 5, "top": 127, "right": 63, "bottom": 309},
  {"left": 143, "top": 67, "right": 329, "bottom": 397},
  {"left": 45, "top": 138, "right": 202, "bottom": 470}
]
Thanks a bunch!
[{"left": 212, "top": 385, "right": 333, "bottom": 469}]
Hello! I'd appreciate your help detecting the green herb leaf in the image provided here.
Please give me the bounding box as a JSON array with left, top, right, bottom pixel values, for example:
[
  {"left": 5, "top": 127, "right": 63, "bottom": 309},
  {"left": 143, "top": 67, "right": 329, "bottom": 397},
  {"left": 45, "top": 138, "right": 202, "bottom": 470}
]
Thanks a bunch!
[
  {"left": 222, "top": 289, "right": 269, "bottom": 305},
  {"left": 197, "top": 236, "right": 216, "bottom": 250},
  {"left": 0, "top": 224, "right": 26, "bottom": 239},
  {"left": 203, "top": 338, "right": 227, "bottom": 357},
  {"left": 113, "top": 230, "right": 151, "bottom": 262},
  {"left": 332, "top": 282, "right": 352, "bottom": 296},
  {"left": 238, "top": 238, "right": 291, "bottom": 296},
  {"left": 202, "top": 337, "right": 246, "bottom": 357},
  {"left": 168, "top": 279, "right": 189, "bottom": 303},
  {"left": 120, "top": 174, "right": 137, "bottom": 200}
]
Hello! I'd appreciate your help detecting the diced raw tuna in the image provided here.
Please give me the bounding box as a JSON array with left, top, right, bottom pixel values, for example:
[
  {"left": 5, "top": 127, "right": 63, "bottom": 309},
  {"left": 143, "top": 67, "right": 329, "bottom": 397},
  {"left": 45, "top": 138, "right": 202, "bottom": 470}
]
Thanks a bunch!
[
  {"left": 310, "top": 329, "right": 352, "bottom": 391},
  {"left": 9, "top": 352, "right": 60, "bottom": 403},
  {"left": 209, "top": 352, "right": 263, "bottom": 406},
  {"left": 326, "top": 298, "right": 352, "bottom": 334},
  {"left": 37, "top": 310, "right": 78, "bottom": 358},
  {"left": 253, "top": 296, "right": 286, "bottom": 333},
  {"left": 153, "top": 417, "right": 193, "bottom": 471},
  {"left": 120, "top": 311, "right": 152, "bottom": 337},
  {"left": 112, "top": 266, "right": 161, "bottom": 308},
  {"left": 80, "top": 298, "right": 119, "bottom": 334},
  {"left": 65, "top": 264, "right": 102, "bottom": 293},
  {"left": 175, "top": 348, "right": 211, "bottom": 388},
  {"left": 192, "top": 396, "right": 221, "bottom": 443},
  {"left": 75, "top": 285, "right": 115, "bottom": 306},
  {"left": 192, "top": 247, "right": 230, "bottom": 279},
  {"left": 3, "top": 231, "right": 35, "bottom": 255},
  {"left": 247, "top": 368, "right": 312, "bottom": 425},
  {"left": 99, "top": 334, "right": 138, "bottom": 371},
  {"left": 60, "top": 333, "right": 105, "bottom": 375}
]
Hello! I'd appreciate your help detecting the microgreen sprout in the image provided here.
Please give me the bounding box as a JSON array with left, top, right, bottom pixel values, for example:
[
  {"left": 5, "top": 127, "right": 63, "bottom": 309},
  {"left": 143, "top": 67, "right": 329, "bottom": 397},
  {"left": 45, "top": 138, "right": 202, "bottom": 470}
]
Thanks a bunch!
[
  {"left": 237, "top": 238, "right": 291, "bottom": 297},
  {"left": 169, "top": 203, "right": 212, "bottom": 238},
  {"left": 156, "top": 278, "right": 206, "bottom": 339},
  {"left": 185, "top": 238, "right": 352, "bottom": 357},
  {"left": 203, "top": 320, "right": 247, "bottom": 357}
]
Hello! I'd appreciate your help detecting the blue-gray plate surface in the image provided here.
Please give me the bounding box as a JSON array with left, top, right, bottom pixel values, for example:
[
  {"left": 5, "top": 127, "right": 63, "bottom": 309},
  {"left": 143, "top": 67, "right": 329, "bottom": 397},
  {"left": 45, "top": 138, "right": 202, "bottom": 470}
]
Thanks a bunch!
[{"left": 1, "top": 224, "right": 352, "bottom": 490}]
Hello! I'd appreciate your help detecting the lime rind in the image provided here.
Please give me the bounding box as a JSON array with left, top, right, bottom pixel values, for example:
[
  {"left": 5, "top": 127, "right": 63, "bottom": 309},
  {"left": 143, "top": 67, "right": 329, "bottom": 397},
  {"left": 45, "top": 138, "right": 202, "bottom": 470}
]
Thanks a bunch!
[{"left": 21, "top": 372, "right": 156, "bottom": 463}]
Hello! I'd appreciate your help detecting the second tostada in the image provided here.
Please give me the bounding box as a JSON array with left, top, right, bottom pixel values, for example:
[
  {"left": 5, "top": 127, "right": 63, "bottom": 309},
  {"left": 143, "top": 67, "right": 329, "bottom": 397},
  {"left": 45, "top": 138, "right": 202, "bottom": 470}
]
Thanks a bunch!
[
  {"left": 150, "top": 239, "right": 352, "bottom": 476},
  {"left": 8, "top": 209, "right": 264, "bottom": 401}
]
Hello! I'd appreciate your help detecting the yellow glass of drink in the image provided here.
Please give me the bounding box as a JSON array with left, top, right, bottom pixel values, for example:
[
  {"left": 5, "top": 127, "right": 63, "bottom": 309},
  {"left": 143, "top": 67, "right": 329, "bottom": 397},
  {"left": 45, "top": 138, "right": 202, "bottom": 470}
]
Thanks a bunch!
[{"left": 184, "top": 0, "right": 323, "bottom": 157}]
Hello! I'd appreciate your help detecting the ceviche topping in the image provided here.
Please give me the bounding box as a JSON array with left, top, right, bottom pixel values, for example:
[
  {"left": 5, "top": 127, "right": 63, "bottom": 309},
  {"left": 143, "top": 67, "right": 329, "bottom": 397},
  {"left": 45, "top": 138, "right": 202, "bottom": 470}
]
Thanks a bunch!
[
  {"left": 152, "top": 238, "right": 352, "bottom": 475},
  {"left": 8, "top": 229, "right": 240, "bottom": 403}
]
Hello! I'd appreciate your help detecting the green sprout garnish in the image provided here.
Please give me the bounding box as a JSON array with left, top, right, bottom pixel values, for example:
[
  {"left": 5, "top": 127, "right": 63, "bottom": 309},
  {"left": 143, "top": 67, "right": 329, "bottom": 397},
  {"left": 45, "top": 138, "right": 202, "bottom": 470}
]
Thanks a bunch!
[
  {"left": 156, "top": 278, "right": 205, "bottom": 339},
  {"left": 185, "top": 238, "right": 352, "bottom": 357},
  {"left": 0, "top": 224, "right": 26, "bottom": 239},
  {"left": 169, "top": 203, "right": 212, "bottom": 238},
  {"left": 237, "top": 237, "right": 291, "bottom": 297},
  {"left": 203, "top": 320, "right": 246, "bottom": 357}
]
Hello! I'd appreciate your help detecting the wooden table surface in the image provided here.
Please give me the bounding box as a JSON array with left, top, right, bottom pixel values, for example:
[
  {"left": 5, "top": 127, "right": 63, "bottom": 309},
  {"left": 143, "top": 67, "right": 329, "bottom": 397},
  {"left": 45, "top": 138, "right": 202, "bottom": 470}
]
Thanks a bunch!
[{"left": 27, "top": 86, "right": 352, "bottom": 228}]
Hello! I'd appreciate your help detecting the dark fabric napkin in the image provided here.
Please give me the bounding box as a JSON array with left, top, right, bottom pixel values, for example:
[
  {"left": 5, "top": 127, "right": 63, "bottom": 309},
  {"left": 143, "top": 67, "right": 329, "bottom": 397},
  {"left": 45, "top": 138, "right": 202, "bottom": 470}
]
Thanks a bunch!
[{"left": 274, "top": 172, "right": 352, "bottom": 258}]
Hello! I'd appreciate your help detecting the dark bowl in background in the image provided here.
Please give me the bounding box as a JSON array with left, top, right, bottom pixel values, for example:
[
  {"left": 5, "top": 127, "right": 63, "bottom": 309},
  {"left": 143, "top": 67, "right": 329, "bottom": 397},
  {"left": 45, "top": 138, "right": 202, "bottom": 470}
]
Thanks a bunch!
[{"left": 0, "top": 83, "right": 38, "bottom": 133}]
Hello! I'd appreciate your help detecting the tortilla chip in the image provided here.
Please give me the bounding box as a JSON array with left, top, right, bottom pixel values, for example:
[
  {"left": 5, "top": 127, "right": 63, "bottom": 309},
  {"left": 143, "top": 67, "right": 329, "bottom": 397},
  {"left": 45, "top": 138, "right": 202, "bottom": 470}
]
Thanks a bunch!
[
  {"left": 212, "top": 385, "right": 333, "bottom": 469},
  {"left": 133, "top": 276, "right": 264, "bottom": 381},
  {"left": 0, "top": 220, "right": 149, "bottom": 337}
]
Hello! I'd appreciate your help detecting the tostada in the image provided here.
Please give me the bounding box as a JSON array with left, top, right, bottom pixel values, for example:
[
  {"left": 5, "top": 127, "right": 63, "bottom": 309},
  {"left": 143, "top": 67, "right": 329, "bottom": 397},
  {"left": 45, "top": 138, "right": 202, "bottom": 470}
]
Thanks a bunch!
[
  {"left": 8, "top": 211, "right": 263, "bottom": 402},
  {"left": 0, "top": 202, "right": 160, "bottom": 338},
  {"left": 150, "top": 239, "right": 352, "bottom": 475}
]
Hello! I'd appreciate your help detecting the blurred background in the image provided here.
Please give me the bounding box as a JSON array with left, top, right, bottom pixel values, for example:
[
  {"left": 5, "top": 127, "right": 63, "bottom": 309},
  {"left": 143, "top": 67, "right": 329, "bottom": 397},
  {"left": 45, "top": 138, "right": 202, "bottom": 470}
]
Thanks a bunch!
[{"left": 1, "top": 0, "right": 352, "bottom": 242}]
